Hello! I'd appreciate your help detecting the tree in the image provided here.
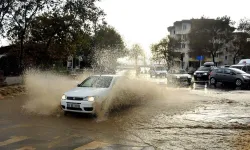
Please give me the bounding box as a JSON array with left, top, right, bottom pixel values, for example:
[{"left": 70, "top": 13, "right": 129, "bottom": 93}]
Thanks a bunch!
[
  {"left": 226, "top": 32, "right": 250, "bottom": 64},
  {"left": 130, "top": 44, "right": 144, "bottom": 67},
  {"left": 189, "top": 16, "right": 235, "bottom": 63},
  {"left": 1, "top": 0, "right": 105, "bottom": 68},
  {"left": 238, "top": 18, "right": 250, "bottom": 34},
  {"left": 4, "top": 0, "right": 58, "bottom": 67},
  {"left": 150, "top": 36, "right": 180, "bottom": 69},
  {"left": 151, "top": 44, "right": 164, "bottom": 64},
  {"left": 92, "top": 25, "right": 126, "bottom": 71},
  {"left": 0, "top": 0, "right": 13, "bottom": 34}
]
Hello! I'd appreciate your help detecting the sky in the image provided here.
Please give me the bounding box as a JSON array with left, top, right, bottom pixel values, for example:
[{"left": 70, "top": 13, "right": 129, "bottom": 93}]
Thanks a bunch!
[
  {"left": 1, "top": 0, "right": 250, "bottom": 60},
  {"left": 97, "top": 0, "right": 250, "bottom": 58}
]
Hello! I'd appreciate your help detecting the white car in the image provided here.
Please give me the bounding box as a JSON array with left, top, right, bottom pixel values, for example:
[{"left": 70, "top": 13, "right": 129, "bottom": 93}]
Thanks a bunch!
[{"left": 61, "top": 75, "right": 122, "bottom": 114}]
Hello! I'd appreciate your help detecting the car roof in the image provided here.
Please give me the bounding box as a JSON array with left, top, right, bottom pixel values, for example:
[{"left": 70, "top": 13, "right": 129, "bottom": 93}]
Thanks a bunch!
[{"left": 231, "top": 64, "right": 250, "bottom": 67}]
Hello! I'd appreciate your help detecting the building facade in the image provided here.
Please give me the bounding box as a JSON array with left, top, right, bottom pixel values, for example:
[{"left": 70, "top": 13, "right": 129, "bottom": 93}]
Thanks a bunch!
[{"left": 167, "top": 19, "right": 234, "bottom": 70}]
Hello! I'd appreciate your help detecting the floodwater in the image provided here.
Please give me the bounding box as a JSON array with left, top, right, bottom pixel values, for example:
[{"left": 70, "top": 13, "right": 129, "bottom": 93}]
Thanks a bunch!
[{"left": 4, "top": 70, "right": 250, "bottom": 149}]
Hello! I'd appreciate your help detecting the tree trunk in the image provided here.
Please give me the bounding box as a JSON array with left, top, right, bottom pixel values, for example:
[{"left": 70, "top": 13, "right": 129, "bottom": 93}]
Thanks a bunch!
[
  {"left": 212, "top": 54, "right": 215, "bottom": 64},
  {"left": 19, "top": 37, "right": 24, "bottom": 70},
  {"left": 233, "top": 56, "right": 236, "bottom": 64}
]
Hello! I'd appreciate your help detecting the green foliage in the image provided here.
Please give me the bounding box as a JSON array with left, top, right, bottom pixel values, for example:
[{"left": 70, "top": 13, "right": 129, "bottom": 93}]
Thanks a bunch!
[
  {"left": 130, "top": 44, "right": 144, "bottom": 66},
  {"left": 238, "top": 18, "right": 250, "bottom": 33},
  {"left": 92, "top": 25, "right": 126, "bottom": 70},
  {"left": 0, "top": 0, "right": 14, "bottom": 34},
  {"left": 0, "top": 0, "right": 126, "bottom": 69},
  {"left": 150, "top": 36, "right": 180, "bottom": 68}
]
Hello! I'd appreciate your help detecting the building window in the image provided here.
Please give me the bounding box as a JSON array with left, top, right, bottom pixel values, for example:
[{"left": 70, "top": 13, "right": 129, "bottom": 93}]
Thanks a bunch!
[
  {"left": 225, "top": 56, "right": 227, "bottom": 60},
  {"left": 183, "top": 25, "right": 187, "bottom": 30},
  {"left": 182, "top": 34, "right": 187, "bottom": 41},
  {"left": 181, "top": 43, "right": 186, "bottom": 48}
]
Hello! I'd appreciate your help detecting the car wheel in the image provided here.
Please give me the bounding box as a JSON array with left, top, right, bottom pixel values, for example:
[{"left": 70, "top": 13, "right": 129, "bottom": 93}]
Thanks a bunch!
[
  {"left": 235, "top": 79, "right": 243, "bottom": 87},
  {"left": 210, "top": 77, "right": 216, "bottom": 85}
]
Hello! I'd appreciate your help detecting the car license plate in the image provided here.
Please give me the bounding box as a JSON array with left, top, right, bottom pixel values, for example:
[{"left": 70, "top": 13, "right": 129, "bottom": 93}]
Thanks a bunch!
[
  {"left": 67, "top": 103, "right": 80, "bottom": 108},
  {"left": 197, "top": 74, "right": 201, "bottom": 77}
]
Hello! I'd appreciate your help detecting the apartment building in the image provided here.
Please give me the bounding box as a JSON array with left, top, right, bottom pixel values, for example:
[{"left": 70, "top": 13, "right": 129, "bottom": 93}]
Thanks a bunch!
[
  {"left": 167, "top": 19, "right": 233, "bottom": 70},
  {"left": 168, "top": 20, "right": 191, "bottom": 70}
]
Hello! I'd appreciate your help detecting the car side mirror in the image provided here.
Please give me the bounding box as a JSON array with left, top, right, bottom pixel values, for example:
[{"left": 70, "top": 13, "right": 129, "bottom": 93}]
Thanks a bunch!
[{"left": 230, "top": 72, "right": 236, "bottom": 75}]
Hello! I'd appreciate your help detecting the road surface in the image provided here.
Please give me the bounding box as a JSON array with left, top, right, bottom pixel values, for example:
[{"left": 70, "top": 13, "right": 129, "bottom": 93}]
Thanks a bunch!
[{"left": 1, "top": 74, "right": 250, "bottom": 149}]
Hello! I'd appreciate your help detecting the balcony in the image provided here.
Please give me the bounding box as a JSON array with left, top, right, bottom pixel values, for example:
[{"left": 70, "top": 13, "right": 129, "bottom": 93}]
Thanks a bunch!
[{"left": 175, "top": 30, "right": 190, "bottom": 35}]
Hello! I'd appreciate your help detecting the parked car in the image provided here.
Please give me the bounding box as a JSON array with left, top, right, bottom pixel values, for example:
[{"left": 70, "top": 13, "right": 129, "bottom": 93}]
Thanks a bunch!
[
  {"left": 167, "top": 69, "right": 192, "bottom": 85},
  {"left": 209, "top": 68, "right": 250, "bottom": 87},
  {"left": 149, "top": 65, "right": 168, "bottom": 78},
  {"left": 193, "top": 62, "right": 217, "bottom": 83},
  {"left": 230, "top": 64, "right": 250, "bottom": 74},
  {"left": 61, "top": 75, "right": 123, "bottom": 115},
  {"left": 238, "top": 59, "right": 250, "bottom": 64}
]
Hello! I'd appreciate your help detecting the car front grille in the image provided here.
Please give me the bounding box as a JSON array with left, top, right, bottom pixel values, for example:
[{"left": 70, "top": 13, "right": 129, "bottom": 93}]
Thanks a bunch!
[{"left": 67, "top": 97, "right": 84, "bottom": 101}]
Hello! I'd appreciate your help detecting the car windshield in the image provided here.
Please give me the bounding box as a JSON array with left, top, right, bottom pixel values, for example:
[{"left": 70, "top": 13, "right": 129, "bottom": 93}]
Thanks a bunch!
[
  {"left": 197, "top": 66, "right": 211, "bottom": 71},
  {"left": 155, "top": 66, "right": 166, "bottom": 71},
  {"left": 171, "top": 69, "right": 186, "bottom": 74},
  {"left": 229, "top": 68, "right": 247, "bottom": 74},
  {"left": 78, "top": 76, "right": 113, "bottom": 88}
]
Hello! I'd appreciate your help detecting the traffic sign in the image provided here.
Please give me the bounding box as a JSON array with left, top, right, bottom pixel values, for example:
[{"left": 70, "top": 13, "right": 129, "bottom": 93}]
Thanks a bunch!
[{"left": 196, "top": 56, "right": 204, "bottom": 61}]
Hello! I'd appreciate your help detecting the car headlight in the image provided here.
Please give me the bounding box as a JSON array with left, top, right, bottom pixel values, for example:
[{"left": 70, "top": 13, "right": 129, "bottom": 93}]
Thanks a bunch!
[
  {"left": 62, "top": 95, "right": 66, "bottom": 100},
  {"left": 188, "top": 76, "right": 192, "bottom": 79},
  {"left": 84, "top": 96, "right": 95, "bottom": 102},
  {"left": 203, "top": 73, "right": 208, "bottom": 75},
  {"left": 193, "top": 72, "right": 196, "bottom": 75},
  {"left": 243, "top": 76, "right": 250, "bottom": 79}
]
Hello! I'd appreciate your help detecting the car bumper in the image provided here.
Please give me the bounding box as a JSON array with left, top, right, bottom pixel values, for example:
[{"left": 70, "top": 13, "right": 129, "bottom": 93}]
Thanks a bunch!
[
  {"left": 175, "top": 78, "right": 192, "bottom": 84},
  {"left": 61, "top": 100, "right": 95, "bottom": 114},
  {"left": 243, "top": 79, "right": 250, "bottom": 84}
]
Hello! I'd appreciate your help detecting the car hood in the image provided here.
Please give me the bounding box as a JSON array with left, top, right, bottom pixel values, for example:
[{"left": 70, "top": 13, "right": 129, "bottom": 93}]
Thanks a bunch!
[
  {"left": 195, "top": 70, "right": 209, "bottom": 73},
  {"left": 242, "top": 73, "right": 250, "bottom": 77},
  {"left": 64, "top": 87, "right": 110, "bottom": 97}
]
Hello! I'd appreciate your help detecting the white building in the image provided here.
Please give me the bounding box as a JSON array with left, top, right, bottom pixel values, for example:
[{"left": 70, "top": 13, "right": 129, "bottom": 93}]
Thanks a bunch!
[{"left": 168, "top": 20, "right": 191, "bottom": 70}]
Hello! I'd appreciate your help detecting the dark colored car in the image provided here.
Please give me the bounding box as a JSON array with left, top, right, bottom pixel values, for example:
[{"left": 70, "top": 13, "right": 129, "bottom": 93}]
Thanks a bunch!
[
  {"left": 193, "top": 66, "right": 217, "bottom": 83},
  {"left": 209, "top": 68, "right": 250, "bottom": 87}
]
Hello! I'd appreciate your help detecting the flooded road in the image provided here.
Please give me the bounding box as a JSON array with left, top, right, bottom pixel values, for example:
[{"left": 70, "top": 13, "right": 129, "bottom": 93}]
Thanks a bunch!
[{"left": 1, "top": 73, "right": 250, "bottom": 149}]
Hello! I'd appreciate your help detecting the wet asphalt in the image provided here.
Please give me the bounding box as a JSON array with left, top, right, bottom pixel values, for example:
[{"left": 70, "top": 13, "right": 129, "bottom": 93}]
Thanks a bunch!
[{"left": 1, "top": 75, "right": 250, "bottom": 150}]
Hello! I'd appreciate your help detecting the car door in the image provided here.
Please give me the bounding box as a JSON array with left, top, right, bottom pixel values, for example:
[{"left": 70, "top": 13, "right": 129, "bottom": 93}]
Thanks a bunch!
[
  {"left": 223, "top": 69, "right": 235, "bottom": 83},
  {"left": 214, "top": 68, "right": 224, "bottom": 82},
  {"left": 246, "top": 66, "right": 250, "bottom": 74}
]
